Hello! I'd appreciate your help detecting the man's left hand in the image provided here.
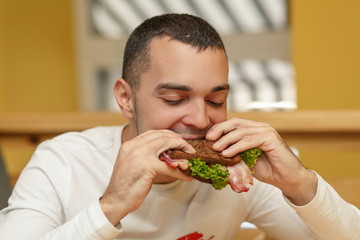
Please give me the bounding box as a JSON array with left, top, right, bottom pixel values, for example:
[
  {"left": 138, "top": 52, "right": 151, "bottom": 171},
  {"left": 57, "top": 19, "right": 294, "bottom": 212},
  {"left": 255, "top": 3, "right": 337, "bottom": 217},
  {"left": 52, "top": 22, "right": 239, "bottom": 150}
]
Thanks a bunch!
[{"left": 206, "top": 118, "right": 317, "bottom": 205}]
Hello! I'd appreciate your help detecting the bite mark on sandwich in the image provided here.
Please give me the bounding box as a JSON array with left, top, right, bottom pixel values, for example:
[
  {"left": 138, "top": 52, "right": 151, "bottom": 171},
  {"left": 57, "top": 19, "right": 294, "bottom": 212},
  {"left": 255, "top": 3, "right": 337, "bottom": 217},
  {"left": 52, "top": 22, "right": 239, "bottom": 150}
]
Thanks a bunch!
[{"left": 160, "top": 140, "right": 262, "bottom": 193}]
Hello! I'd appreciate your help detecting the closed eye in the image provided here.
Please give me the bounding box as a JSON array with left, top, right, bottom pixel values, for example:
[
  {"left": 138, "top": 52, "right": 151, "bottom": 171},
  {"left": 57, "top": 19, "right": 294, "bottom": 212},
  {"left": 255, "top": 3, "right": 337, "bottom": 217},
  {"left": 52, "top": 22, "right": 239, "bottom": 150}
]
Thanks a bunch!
[
  {"left": 162, "top": 98, "right": 185, "bottom": 105},
  {"left": 207, "top": 100, "right": 225, "bottom": 107}
]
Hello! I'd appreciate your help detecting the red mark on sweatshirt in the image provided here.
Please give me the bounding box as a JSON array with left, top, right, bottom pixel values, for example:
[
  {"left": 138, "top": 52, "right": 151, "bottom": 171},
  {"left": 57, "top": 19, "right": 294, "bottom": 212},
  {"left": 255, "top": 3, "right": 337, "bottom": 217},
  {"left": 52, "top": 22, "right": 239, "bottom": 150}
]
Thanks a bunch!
[{"left": 177, "top": 232, "right": 214, "bottom": 240}]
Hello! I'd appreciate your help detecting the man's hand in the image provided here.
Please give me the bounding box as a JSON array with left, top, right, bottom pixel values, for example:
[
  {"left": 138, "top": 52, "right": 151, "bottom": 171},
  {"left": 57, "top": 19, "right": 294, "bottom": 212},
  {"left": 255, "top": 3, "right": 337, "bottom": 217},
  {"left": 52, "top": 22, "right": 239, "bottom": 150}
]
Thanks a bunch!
[
  {"left": 206, "top": 118, "right": 317, "bottom": 206},
  {"left": 100, "top": 129, "right": 195, "bottom": 226}
]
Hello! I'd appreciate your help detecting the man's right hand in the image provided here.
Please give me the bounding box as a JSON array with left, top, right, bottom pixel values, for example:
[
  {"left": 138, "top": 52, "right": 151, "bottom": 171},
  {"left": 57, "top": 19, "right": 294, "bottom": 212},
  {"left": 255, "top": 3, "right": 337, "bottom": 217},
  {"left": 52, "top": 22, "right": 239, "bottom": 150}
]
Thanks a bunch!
[{"left": 99, "top": 129, "right": 195, "bottom": 226}]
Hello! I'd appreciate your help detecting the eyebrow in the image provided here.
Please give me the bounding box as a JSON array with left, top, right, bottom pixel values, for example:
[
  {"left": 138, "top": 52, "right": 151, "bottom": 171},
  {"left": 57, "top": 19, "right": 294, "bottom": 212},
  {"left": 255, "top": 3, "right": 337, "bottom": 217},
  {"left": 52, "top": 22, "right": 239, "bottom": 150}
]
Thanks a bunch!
[
  {"left": 211, "top": 84, "right": 230, "bottom": 92},
  {"left": 155, "top": 83, "right": 230, "bottom": 92},
  {"left": 155, "top": 83, "right": 192, "bottom": 92}
]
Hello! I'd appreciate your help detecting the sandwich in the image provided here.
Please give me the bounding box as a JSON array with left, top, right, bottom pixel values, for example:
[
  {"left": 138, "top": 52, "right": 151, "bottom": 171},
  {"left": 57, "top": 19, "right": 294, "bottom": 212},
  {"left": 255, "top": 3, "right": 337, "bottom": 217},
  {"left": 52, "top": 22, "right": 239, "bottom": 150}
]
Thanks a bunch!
[{"left": 160, "top": 139, "right": 262, "bottom": 193}]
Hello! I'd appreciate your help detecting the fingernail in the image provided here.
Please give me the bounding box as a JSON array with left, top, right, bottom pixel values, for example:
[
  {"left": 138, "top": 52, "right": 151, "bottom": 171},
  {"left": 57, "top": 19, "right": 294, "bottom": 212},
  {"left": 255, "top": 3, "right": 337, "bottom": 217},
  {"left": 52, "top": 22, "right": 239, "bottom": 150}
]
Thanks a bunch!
[
  {"left": 185, "top": 147, "right": 196, "bottom": 154},
  {"left": 212, "top": 141, "right": 221, "bottom": 150},
  {"left": 222, "top": 149, "right": 232, "bottom": 157}
]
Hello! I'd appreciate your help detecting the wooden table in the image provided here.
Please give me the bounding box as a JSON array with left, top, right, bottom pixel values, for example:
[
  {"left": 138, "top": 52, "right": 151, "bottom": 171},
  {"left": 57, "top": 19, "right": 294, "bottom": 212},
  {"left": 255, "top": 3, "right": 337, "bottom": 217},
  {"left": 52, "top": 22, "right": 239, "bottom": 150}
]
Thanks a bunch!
[{"left": 1, "top": 110, "right": 360, "bottom": 206}]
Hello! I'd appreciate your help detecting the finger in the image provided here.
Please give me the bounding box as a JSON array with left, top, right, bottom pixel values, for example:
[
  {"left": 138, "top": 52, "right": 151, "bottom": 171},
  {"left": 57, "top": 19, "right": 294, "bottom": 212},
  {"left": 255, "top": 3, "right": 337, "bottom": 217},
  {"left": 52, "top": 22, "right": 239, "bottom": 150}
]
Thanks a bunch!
[
  {"left": 221, "top": 136, "right": 264, "bottom": 157},
  {"left": 206, "top": 118, "right": 266, "bottom": 140},
  {"left": 152, "top": 130, "right": 196, "bottom": 154},
  {"left": 211, "top": 126, "right": 263, "bottom": 151},
  {"left": 127, "top": 129, "right": 195, "bottom": 155},
  {"left": 153, "top": 160, "right": 193, "bottom": 181},
  {"left": 133, "top": 130, "right": 196, "bottom": 157},
  {"left": 221, "top": 125, "right": 282, "bottom": 157},
  {"left": 154, "top": 136, "right": 196, "bottom": 157}
]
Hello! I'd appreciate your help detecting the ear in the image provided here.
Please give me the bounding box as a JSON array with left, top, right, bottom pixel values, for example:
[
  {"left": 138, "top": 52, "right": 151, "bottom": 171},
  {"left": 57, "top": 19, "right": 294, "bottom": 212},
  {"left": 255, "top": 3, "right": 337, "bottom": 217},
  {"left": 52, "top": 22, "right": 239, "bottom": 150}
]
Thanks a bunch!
[{"left": 113, "top": 78, "right": 135, "bottom": 119}]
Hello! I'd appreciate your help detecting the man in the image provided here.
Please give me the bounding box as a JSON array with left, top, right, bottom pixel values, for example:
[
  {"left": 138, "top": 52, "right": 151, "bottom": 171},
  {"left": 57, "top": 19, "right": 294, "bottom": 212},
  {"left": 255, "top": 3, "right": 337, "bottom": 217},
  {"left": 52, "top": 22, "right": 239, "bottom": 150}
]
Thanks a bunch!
[{"left": 0, "top": 13, "right": 359, "bottom": 240}]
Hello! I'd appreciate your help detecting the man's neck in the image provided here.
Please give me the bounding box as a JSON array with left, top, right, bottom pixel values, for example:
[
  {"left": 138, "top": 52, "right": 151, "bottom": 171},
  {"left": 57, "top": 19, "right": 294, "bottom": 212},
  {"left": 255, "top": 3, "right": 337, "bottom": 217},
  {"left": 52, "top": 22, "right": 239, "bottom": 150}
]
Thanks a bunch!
[{"left": 121, "top": 123, "right": 136, "bottom": 143}]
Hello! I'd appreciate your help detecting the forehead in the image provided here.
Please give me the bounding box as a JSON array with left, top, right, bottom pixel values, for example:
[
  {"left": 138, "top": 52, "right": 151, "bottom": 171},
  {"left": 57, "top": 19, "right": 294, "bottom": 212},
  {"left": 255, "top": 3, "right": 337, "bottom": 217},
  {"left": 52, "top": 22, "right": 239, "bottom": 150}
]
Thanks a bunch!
[{"left": 139, "top": 37, "right": 228, "bottom": 92}]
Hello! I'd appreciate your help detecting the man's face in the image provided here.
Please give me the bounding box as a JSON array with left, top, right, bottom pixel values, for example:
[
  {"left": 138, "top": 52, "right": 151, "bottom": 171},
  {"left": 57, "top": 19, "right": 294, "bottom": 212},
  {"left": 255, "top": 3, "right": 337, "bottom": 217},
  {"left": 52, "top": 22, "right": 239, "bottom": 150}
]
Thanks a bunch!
[{"left": 133, "top": 37, "right": 229, "bottom": 140}]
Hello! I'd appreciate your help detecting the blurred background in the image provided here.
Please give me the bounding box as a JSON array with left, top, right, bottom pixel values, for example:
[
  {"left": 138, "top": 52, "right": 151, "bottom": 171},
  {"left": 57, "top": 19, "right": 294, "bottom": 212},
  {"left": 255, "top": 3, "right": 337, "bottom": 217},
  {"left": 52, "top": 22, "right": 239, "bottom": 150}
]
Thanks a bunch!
[
  {"left": 1, "top": 0, "right": 359, "bottom": 112},
  {"left": 0, "top": 0, "right": 360, "bottom": 209}
]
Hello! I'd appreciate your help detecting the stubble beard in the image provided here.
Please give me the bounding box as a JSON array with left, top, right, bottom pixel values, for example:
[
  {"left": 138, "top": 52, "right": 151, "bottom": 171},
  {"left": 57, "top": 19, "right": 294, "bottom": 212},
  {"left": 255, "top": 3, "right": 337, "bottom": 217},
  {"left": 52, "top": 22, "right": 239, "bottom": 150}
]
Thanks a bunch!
[{"left": 133, "top": 96, "right": 142, "bottom": 135}]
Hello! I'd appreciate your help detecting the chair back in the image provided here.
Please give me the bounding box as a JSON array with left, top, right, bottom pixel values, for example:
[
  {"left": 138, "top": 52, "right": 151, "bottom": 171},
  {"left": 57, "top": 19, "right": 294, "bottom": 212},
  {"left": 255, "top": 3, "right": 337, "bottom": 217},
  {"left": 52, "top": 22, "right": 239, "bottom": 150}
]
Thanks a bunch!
[{"left": 0, "top": 148, "right": 12, "bottom": 210}]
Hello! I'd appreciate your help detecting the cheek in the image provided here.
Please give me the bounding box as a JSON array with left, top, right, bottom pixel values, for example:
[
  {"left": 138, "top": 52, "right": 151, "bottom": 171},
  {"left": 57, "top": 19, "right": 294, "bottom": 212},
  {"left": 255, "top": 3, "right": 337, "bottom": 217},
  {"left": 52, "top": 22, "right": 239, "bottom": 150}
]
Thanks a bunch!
[
  {"left": 140, "top": 105, "right": 185, "bottom": 130},
  {"left": 208, "top": 107, "right": 227, "bottom": 124},
  {"left": 147, "top": 106, "right": 227, "bottom": 129}
]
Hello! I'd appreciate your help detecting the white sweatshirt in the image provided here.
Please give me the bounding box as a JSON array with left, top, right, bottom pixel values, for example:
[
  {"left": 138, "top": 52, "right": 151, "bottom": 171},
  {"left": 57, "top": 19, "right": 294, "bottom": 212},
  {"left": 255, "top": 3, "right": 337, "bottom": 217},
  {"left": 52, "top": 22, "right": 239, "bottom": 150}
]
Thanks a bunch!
[{"left": 0, "top": 126, "right": 359, "bottom": 240}]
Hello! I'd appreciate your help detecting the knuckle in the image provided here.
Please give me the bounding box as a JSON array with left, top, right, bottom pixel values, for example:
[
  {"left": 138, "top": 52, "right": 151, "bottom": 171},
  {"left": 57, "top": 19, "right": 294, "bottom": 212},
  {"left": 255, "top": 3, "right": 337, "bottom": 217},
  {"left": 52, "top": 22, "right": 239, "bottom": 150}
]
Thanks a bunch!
[
  {"left": 120, "top": 141, "right": 131, "bottom": 154},
  {"left": 230, "top": 117, "right": 242, "bottom": 125},
  {"left": 242, "top": 135, "right": 253, "bottom": 143},
  {"left": 261, "top": 122, "right": 271, "bottom": 127}
]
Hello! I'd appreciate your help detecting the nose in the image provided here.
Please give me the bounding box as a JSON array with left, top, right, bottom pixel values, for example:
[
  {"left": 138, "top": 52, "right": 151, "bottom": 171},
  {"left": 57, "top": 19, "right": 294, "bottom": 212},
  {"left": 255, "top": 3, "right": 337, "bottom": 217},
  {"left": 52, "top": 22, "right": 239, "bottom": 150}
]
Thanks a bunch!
[{"left": 182, "top": 101, "right": 211, "bottom": 130}]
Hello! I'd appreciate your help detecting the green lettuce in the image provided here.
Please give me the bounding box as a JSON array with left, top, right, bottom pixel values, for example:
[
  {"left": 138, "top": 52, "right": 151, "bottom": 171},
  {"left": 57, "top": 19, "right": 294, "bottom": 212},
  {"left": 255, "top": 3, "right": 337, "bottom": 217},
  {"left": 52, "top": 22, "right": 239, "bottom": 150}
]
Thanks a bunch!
[
  {"left": 188, "top": 147, "right": 262, "bottom": 190},
  {"left": 189, "top": 158, "right": 229, "bottom": 190},
  {"left": 241, "top": 148, "right": 262, "bottom": 168}
]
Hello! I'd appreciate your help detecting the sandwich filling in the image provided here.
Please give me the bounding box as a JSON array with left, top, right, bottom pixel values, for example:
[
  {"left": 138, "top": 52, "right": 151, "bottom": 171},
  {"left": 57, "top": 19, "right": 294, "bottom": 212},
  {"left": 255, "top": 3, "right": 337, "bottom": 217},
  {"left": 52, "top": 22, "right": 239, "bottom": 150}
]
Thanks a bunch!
[{"left": 160, "top": 140, "right": 262, "bottom": 193}]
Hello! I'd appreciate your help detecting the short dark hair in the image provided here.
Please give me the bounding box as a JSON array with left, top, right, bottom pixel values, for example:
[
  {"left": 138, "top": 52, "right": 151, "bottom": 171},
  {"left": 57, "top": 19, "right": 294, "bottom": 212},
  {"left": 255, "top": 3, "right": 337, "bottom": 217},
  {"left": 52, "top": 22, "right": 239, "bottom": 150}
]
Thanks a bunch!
[{"left": 122, "top": 13, "right": 226, "bottom": 92}]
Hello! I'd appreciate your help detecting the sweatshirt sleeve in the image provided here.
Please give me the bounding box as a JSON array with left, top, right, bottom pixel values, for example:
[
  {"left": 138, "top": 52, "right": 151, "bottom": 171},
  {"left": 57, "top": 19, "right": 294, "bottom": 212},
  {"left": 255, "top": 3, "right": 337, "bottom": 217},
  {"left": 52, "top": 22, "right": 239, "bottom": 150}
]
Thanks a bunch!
[
  {"left": 0, "top": 140, "right": 122, "bottom": 240},
  {"left": 0, "top": 200, "right": 121, "bottom": 240},
  {"left": 40, "top": 200, "right": 121, "bottom": 240},
  {"left": 284, "top": 172, "right": 360, "bottom": 240}
]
